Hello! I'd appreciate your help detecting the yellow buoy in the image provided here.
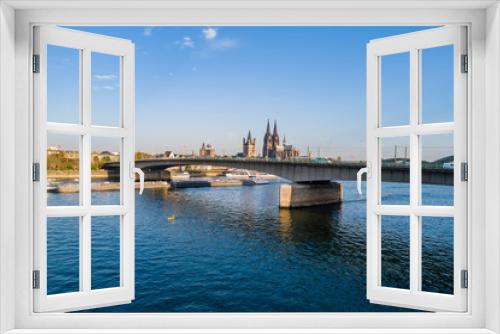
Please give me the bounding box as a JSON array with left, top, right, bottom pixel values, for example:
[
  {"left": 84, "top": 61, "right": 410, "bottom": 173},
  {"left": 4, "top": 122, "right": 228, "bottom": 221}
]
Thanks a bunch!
[{"left": 167, "top": 215, "right": 176, "bottom": 222}]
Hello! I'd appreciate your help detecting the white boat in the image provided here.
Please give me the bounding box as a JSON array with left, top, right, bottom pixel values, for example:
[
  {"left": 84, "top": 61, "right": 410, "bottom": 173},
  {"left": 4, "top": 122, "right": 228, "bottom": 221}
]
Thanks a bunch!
[
  {"left": 255, "top": 173, "right": 279, "bottom": 180},
  {"left": 226, "top": 169, "right": 250, "bottom": 179},
  {"left": 170, "top": 171, "right": 190, "bottom": 180},
  {"left": 243, "top": 178, "right": 270, "bottom": 186}
]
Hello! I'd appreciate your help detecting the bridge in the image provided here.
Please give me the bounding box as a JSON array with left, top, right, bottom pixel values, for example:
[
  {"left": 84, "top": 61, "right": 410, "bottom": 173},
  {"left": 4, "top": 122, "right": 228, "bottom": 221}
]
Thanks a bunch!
[
  {"left": 103, "top": 157, "right": 452, "bottom": 208},
  {"left": 103, "top": 157, "right": 453, "bottom": 185}
]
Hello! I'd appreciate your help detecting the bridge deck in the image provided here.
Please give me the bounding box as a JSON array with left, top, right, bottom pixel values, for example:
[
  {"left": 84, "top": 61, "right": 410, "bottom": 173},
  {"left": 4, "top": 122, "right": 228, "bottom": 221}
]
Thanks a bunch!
[{"left": 103, "top": 158, "right": 453, "bottom": 185}]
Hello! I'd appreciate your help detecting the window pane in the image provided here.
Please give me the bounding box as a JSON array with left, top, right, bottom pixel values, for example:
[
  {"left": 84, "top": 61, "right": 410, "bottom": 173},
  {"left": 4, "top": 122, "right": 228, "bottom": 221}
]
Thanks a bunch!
[
  {"left": 47, "top": 217, "right": 80, "bottom": 295},
  {"left": 91, "top": 216, "right": 121, "bottom": 290},
  {"left": 92, "top": 52, "right": 121, "bottom": 127},
  {"left": 380, "top": 137, "right": 410, "bottom": 205},
  {"left": 421, "top": 134, "right": 454, "bottom": 206},
  {"left": 421, "top": 217, "right": 454, "bottom": 294},
  {"left": 381, "top": 215, "right": 410, "bottom": 289},
  {"left": 47, "top": 133, "right": 80, "bottom": 206},
  {"left": 380, "top": 52, "right": 410, "bottom": 127},
  {"left": 91, "top": 137, "right": 121, "bottom": 206},
  {"left": 421, "top": 45, "right": 454, "bottom": 124},
  {"left": 47, "top": 45, "right": 80, "bottom": 124}
]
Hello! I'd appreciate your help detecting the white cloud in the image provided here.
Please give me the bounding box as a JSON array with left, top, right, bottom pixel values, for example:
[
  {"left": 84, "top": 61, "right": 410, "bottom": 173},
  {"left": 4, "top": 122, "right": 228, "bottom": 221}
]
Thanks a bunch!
[
  {"left": 176, "top": 36, "right": 195, "bottom": 48},
  {"left": 202, "top": 27, "right": 217, "bottom": 40},
  {"left": 94, "top": 74, "right": 117, "bottom": 81},
  {"left": 94, "top": 85, "right": 116, "bottom": 91},
  {"left": 210, "top": 38, "right": 238, "bottom": 50},
  {"left": 143, "top": 27, "right": 153, "bottom": 36}
]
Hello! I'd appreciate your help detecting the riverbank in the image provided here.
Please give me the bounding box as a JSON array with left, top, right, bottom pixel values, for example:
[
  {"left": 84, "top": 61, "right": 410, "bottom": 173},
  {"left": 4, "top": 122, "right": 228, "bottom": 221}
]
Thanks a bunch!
[
  {"left": 48, "top": 177, "right": 272, "bottom": 193},
  {"left": 48, "top": 181, "right": 169, "bottom": 193},
  {"left": 48, "top": 169, "right": 109, "bottom": 180},
  {"left": 171, "top": 179, "right": 270, "bottom": 189}
]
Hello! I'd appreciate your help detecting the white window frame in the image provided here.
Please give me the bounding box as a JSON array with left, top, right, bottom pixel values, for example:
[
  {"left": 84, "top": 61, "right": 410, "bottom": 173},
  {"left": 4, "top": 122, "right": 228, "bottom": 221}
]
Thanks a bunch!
[
  {"left": 366, "top": 26, "right": 468, "bottom": 312},
  {"left": 1, "top": 1, "right": 499, "bottom": 333},
  {"left": 32, "top": 26, "right": 136, "bottom": 312}
]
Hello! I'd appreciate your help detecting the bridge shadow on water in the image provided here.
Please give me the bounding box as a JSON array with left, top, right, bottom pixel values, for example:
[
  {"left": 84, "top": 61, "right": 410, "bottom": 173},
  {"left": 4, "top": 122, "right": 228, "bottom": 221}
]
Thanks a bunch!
[
  {"left": 276, "top": 201, "right": 369, "bottom": 270},
  {"left": 278, "top": 203, "right": 343, "bottom": 243}
]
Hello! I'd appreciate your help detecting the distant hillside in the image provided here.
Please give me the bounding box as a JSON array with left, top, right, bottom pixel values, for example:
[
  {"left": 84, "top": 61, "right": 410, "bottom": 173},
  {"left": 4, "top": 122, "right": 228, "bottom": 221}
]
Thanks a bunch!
[{"left": 432, "top": 155, "right": 454, "bottom": 164}]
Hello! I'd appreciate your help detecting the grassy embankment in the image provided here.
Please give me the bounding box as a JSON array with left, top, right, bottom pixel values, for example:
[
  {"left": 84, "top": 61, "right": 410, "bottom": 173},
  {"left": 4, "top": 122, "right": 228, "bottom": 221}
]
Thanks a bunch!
[{"left": 47, "top": 151, "right": 169, "bottom": 192}]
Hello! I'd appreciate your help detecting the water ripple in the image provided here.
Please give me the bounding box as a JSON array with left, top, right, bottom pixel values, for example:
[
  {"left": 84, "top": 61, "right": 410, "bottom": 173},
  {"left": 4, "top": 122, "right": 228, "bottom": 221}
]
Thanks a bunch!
[{"left": 45, "top": 181, "right": 454, "bottom": 312}]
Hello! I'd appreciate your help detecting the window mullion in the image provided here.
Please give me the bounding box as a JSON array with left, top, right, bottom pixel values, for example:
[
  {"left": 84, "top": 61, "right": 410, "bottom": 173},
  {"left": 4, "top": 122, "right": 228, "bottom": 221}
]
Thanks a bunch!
[
  {"left": 80, "top": 48, "right": 92, "bottom": 293},
  {"left": 409, "top": 48, "right": 421, "bottom": 292}
]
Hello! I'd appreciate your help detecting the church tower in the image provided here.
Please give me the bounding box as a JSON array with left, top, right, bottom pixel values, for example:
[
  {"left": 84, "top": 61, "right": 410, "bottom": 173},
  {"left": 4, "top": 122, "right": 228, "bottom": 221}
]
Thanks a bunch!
[
  {"left": 262, "top": 119, "right": 273, "bottom": 158},
  {"left": 243, "top": 130, "right": 257, "bottom": 158}
]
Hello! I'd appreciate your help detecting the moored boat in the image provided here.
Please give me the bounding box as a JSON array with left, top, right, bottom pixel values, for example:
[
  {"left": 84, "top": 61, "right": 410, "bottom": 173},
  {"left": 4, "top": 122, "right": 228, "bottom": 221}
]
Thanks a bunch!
[
  {"left": 170, "top": 171, "right": 190, "bottom": 180},
  {"left": 225, "top": 169, "right": 250, "bottom": 179}
]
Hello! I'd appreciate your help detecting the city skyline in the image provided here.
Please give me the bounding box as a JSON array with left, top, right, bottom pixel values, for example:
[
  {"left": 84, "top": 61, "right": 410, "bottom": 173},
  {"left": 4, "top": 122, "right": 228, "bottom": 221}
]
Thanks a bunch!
[{"left": 48, "top": 26, "right": 453, "bottom": 161}]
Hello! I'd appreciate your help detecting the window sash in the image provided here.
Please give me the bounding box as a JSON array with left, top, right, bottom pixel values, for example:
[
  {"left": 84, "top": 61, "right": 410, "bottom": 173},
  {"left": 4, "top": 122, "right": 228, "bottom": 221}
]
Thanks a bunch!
[
  {"left": 32, "top": 25, "right": 136, "bottom": 313},
  {"left": 366, "top": 25, "right": 468, "bottom": 312}
]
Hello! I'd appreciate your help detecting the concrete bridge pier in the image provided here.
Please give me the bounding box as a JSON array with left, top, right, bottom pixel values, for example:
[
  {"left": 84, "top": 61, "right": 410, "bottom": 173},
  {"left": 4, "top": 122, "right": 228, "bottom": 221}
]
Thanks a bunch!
[{"left": 279, "top": 181, "right": 343, "bottom": 208}]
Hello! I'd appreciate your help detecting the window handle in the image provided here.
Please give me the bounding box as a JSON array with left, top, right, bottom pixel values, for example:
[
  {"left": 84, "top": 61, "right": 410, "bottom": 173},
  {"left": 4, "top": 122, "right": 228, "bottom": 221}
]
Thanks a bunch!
[
  {"left": 357, "top": 163, "right": 371, "bottom": 195},
  {"left": 130, "top": 163, "right": 145, "bottom": 195},
  {"left": 134, "top": 168, "right": 145, "bottom": 195}
]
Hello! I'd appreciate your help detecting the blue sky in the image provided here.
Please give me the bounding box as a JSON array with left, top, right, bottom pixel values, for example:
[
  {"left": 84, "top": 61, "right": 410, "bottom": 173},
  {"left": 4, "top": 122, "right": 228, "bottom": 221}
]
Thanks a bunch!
[{"left": 48, "top": 26, "right": 454, "bottom": 161}]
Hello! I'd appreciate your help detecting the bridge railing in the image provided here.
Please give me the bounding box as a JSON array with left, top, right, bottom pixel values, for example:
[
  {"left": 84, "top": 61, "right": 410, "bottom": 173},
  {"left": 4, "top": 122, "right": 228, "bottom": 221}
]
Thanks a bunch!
[
  {"left": 132, "top": 156, "right": 367, "bottom": 167},
  {"left": 103, "top": 156, "right": 453, "bottom": 174}
]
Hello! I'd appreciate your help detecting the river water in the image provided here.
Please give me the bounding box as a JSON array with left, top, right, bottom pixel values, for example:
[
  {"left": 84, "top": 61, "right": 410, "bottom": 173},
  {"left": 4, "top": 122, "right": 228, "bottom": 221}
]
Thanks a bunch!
[{"left": 47, "top": 180, "right": 454, "bottom": 312}]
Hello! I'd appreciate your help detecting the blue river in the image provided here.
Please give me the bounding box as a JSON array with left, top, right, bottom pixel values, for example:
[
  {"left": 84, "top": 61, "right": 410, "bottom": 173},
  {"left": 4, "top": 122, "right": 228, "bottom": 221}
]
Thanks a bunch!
[{"left": 46, "top": 181, "right": 454, "bottom": 312}]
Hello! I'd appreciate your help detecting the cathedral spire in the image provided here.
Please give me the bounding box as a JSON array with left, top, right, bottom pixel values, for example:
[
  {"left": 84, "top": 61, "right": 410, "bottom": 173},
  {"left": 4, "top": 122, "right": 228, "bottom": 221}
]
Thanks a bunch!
[
  {"left": 263, "top": 120, "right": 273, "bottom": 158},
  {"left": 247, "top": 130, "right": 252, "bottom": 141},
  {"left": 272, "top": 120, "right": 279, "bottom": 147}
]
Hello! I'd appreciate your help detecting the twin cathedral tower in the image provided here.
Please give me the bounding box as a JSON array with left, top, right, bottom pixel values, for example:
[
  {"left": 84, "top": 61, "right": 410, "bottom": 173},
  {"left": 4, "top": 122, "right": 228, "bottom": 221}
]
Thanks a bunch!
[{"left": 243, "top": 120, "right": 300, "bottom": 159}]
